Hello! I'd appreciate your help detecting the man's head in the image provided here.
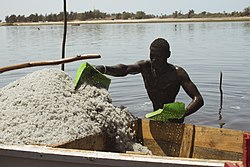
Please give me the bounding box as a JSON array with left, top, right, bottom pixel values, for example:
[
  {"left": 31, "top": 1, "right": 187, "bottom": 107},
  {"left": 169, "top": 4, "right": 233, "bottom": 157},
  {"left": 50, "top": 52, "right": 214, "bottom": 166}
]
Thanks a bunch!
[
  {"left": 150, "top": 38, "right": 170, "bottom": 55},
  {"left": 150, "top": 38, "right": 171, "bottom": 71}
]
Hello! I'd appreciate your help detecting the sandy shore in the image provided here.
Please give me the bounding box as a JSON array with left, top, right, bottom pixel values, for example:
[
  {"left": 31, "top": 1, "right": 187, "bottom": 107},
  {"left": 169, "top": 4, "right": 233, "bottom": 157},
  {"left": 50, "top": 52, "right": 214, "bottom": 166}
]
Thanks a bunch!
[{"left": 0, "top": 17, "right": 250, "bottom": 26}]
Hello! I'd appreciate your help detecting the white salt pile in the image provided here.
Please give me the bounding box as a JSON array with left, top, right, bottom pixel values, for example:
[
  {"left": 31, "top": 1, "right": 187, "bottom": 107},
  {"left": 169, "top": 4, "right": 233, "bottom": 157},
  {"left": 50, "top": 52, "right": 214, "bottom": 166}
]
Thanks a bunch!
[{"left": 0, "top": 68, "right": 151, "bottom": 154}]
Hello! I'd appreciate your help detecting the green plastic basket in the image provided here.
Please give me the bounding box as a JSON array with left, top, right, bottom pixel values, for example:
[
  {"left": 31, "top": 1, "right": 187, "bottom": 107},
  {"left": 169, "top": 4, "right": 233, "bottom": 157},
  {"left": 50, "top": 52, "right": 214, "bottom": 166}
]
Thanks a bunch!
[
  {"left": 74, "top": 62, "right": 111, "bottom": 90},
  {"left": 145, "top": 102, "right": 186, "bottom": 122}
]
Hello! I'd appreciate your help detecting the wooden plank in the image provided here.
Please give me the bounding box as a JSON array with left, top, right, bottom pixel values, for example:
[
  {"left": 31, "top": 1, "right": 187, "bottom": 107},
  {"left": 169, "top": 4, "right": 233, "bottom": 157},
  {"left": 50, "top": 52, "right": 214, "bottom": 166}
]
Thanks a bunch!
[
  {"left": 141, "top": 119, "right": 166, "bottom": 156},
  {"left": 0, "top": 145, "right": 229, "bottom": 167},
  {"left": 191, "top": 125, "right": 247, "bottom": 160},
  {"left": 140, "top": 119, "right": 184, "bottom": 157},
  {"left": 141, "top": 119, "right": 184, "bottom": 143},
  {"left": 193, "top": 126, "right": 244, "bottom": 153},
  {"left": 193, "top": 147, "right": 242, "bottom": 161},
  {"left": 179, "top": 124, "right": 195, "bottom": 158},
  {"left": 0, "top": 156, "right": 100, "bottom": 167},
  {"left": 51, "top": 133, "right": 111, "bottom": 152}
]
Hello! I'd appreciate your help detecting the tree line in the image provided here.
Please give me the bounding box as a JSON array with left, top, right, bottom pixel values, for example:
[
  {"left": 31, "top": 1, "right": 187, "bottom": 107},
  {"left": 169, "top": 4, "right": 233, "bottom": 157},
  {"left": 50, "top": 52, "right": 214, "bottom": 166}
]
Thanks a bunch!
[{"left": 4, "top": 7, "right": 250, "bottom": 23}]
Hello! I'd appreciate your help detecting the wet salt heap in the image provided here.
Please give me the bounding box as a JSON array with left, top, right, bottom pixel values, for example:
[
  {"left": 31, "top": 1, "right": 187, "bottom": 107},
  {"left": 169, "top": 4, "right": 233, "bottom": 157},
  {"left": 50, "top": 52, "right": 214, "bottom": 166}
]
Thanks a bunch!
[{"left": 0, "top": 68, "right": 151, "bottom": 153}]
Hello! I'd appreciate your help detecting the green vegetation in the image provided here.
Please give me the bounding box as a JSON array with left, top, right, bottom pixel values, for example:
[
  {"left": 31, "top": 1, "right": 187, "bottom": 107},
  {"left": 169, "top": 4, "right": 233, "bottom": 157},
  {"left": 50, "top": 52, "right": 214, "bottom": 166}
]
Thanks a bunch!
[{"left": 4, "top": 7, "right": 250, "bottom": 23}]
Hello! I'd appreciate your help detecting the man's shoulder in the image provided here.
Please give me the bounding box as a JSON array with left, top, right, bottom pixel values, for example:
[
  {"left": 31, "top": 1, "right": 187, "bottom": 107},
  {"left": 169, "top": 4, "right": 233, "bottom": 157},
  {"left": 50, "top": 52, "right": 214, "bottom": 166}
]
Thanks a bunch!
[
  {"left": 173, "top": 65, "right": 185, "bottom": 71},
  {"left": 135, "top": 59, "right": 150, "bottom": 66},
  {"left": 136, "top": 59, "right": 150, "bottom": 64},
  {"left": 174, "top": 65, "right": 190, "bottom": 78}
]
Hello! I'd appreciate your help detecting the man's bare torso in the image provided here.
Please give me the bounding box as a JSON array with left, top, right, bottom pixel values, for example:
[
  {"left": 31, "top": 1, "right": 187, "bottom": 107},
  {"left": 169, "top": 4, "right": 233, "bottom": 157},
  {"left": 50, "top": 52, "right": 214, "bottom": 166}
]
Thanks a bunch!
[{"left": 139, "top": 60, "right": 181, "bottom": 110}]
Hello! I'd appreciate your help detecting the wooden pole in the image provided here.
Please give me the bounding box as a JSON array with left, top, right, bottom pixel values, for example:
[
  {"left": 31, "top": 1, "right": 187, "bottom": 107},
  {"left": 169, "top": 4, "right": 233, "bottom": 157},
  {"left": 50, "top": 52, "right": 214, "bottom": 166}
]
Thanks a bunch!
[
  {"left": 219, "top": 71, "right": 223, "bottom": 111},
  {"left": 61, "top": 0, "right": 67, "bottom": 71},
  {"left": 0, "top": 54, "right": 100, "bottom": 74},
  {"left": 219, "top": 71, "right": 223, "bottom": 121}
]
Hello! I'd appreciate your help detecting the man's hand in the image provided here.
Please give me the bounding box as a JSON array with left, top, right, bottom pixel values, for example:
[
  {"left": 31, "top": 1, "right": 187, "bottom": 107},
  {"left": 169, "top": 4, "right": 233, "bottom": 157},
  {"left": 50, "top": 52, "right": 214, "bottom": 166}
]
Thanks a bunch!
[{"left": 94, "top": 65, "right": 106, "bottom": 74}]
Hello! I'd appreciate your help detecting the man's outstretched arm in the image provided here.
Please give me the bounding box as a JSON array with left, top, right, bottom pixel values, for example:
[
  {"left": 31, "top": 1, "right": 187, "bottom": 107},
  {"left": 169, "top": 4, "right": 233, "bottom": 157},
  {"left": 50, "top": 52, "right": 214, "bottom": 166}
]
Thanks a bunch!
[
  {"left": 95, "top": 61, "right": 144, "bottom": 77},
  {"left": 177, "top": 67, "right": 204, "bottom": 117}
]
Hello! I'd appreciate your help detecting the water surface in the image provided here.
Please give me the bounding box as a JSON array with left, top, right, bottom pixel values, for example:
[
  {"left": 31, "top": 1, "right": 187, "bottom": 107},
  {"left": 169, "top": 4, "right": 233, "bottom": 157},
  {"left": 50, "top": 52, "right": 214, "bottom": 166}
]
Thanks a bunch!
[{"left": 0, "top": 21, "right": 250, "bottom": 131}]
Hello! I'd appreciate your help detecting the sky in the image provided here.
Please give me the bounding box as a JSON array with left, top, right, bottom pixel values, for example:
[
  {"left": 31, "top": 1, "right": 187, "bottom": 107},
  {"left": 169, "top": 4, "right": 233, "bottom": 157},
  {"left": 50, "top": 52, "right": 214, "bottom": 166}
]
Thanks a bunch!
[{"left": 1, "top": 0, "right": 250, "bottom": 21}]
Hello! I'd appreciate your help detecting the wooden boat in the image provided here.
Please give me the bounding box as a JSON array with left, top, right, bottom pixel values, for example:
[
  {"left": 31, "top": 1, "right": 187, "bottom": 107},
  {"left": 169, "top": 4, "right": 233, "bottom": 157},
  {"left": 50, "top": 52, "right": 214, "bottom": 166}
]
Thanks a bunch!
[
  {"left": 0, "top": 118, "right": 248, "bottom": 167},
  {"left": 134, "top": 119, "right": 246, "bottom": 161}
]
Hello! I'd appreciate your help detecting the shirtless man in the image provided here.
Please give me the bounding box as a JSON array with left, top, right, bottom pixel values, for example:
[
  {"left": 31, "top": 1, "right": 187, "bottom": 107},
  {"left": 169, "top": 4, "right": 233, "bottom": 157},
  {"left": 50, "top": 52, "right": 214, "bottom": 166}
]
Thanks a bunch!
[{"left": 96, "top": 38, "right": 204, "bottom": 121}]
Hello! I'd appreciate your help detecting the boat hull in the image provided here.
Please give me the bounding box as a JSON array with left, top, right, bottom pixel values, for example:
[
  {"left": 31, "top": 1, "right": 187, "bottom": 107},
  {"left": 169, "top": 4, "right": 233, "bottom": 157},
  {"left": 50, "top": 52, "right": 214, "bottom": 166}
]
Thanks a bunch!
[{"left": 0, "top": 119, "right": 247, "bottom": 166}]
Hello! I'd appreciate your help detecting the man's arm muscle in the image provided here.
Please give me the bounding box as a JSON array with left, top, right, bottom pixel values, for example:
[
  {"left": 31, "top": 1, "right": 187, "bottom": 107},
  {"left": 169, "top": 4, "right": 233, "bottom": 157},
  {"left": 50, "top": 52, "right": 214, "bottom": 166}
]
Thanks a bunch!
[{"left": 177, "top": 67, "right": 204, "bottom": 117}]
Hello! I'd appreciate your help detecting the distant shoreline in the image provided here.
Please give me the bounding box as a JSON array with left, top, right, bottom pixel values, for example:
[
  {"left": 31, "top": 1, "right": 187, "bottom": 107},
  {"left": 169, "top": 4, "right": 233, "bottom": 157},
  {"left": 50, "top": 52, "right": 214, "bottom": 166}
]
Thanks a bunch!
[{"left": 1, "top": 17, "right": 250, "bottom": 26}]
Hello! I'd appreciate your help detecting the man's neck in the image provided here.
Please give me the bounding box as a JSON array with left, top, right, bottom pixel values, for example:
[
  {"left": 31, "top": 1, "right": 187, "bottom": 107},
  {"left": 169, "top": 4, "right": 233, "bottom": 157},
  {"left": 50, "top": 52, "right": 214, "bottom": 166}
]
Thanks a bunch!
[
  {"left": 151, "top": 62, "right": 170, "bottom": 77},
  {"left": 158, "top": 62, "right": 171, "bottom": 72}
]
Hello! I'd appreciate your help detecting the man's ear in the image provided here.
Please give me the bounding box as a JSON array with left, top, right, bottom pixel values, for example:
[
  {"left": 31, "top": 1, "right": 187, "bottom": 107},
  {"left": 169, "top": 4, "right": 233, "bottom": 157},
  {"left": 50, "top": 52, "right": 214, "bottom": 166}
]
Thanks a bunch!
[{"left": 167, "top": 51, "right": 171, "bottom": 58}]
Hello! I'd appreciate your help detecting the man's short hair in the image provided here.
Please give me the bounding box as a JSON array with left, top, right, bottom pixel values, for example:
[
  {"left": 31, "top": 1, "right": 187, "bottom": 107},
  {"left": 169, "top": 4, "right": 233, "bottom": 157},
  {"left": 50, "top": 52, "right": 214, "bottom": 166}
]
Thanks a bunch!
[{"left": 150, "top": 38, "right": 170, "bottom": 52}]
